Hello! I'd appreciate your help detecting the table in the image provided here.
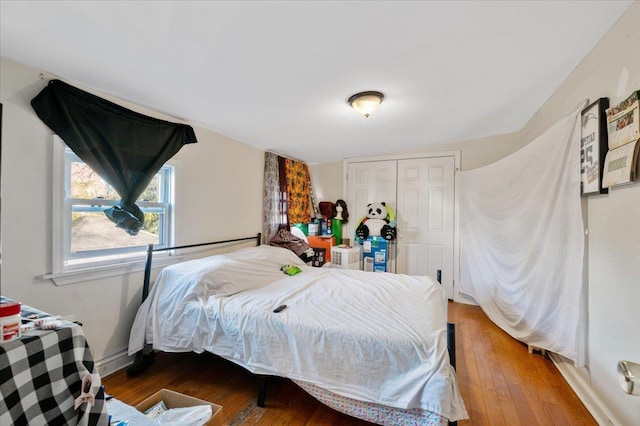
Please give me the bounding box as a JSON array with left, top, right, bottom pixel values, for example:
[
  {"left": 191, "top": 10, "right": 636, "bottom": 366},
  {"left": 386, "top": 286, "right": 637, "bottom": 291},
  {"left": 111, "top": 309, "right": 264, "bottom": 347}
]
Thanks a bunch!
[{"left": 0, "top": 297, "right": 108, "bottom": 425}]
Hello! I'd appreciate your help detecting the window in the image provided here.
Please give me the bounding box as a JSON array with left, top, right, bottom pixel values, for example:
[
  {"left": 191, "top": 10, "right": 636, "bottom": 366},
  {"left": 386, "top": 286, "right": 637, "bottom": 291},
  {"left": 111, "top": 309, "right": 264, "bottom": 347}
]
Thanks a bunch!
[{"left": 53, "top": 137, "right": 174, "bottom": 272}]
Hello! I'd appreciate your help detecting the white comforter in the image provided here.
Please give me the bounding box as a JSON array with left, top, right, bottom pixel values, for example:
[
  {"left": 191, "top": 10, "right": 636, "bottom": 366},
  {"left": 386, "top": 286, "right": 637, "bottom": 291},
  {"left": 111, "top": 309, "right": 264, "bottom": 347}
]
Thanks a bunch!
[{"left": 129, "top": 245, "right": 467, "bottom": 421}]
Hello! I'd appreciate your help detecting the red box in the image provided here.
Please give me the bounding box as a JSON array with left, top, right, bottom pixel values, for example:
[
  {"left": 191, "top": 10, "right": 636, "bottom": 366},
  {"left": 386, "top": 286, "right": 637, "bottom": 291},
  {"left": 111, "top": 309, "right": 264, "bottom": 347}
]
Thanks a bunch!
[{"left": 307, "top": 236, "right": 336, "bottom": 262}]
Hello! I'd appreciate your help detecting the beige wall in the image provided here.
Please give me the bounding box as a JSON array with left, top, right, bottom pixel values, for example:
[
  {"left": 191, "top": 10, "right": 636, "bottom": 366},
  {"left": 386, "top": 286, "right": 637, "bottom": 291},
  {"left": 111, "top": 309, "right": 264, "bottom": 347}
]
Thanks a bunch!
[
  {"left": 310, "top": 161, "right": 343, "bottom": 205},
  {"left": 0, "top": 57, "right": 264, "bottom": 373},
  {"left": 396, "top": 131, "right": 525, "bottom": 171},
  {"left": 310, "top": 131, "right": 522, "bottom": 205}
]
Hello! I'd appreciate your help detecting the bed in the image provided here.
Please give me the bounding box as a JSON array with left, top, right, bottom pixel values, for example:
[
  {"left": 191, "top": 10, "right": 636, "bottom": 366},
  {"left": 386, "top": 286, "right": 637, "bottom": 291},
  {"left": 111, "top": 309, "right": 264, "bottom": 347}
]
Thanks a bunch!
[{"left": 128, "top": 238, "right": 468, "bottom": 425}]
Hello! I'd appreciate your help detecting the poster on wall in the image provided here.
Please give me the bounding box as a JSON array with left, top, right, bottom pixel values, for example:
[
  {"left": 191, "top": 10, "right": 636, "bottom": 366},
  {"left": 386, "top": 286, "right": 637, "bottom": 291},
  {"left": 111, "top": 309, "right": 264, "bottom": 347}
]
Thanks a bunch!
[
  {"left": 602, "top": 138, "right": 640, "bottom": 188},
  {"left": 606, "top": 90, "right": 640, "bottom": 149},
  {"left": 602, "top": 90, "right": 640, "bottom": 188},
  {"left": 580, "top": 98, "right": 609, "bottom": 195}
]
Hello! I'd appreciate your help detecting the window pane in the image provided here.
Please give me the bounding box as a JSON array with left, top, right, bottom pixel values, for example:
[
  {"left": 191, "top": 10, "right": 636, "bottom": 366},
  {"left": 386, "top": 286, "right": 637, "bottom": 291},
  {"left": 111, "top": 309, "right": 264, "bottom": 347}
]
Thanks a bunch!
[
  {"left": 69, "top": 160, "right": 165, "bottom": 203},
  {"left": 70, "top": 210, "right": 162, "bottom": 254},
  {"left": 70, "top": 161, "right": 119, "bottom": 200},
  {"left": 139, "top": 173, "right": 161, "bottom": 202},
  {"left": 60, "top": 141, "right": 174, "bottom": 269}
]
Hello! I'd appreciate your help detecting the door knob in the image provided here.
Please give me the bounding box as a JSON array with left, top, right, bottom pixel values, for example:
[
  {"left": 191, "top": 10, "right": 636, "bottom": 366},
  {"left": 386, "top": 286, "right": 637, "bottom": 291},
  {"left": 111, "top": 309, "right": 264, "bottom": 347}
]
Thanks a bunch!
[{"left": 618, "top": 361, "right": 640, "bottom": 395}]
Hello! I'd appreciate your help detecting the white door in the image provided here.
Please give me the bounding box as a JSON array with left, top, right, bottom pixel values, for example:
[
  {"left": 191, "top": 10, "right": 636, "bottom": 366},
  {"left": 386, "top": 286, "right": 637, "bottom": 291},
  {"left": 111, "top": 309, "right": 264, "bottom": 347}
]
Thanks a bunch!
[
  {"left": 346, "top": 161, "right": 397, "bottom": 269},
  {"left": 396, "top": 157, "right": 455, "bottom": 298}
]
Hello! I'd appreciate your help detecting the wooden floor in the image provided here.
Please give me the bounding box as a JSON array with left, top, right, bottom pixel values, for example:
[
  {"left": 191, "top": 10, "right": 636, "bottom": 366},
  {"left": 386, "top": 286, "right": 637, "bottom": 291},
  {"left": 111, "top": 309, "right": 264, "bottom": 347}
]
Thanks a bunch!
[{"left": 102, "top": 302, "right": 596, "bottom": 425}]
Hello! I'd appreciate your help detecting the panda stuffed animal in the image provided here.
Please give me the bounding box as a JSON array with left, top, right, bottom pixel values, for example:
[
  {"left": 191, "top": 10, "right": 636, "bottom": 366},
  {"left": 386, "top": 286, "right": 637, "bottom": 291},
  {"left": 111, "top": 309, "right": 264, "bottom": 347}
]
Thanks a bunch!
[{"left": 355, "top": 201, "right": 397, "bottom": 241}]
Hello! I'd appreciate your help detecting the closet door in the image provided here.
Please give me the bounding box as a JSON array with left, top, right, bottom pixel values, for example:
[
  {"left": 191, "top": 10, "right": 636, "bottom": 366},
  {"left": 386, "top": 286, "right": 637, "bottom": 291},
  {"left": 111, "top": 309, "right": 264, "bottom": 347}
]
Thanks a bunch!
[
  {"left": 396, "top": 157, "right": 455, "bottom": 298},
  {"left": 346, "top": 160, "right": 397, "bottom": 258}
]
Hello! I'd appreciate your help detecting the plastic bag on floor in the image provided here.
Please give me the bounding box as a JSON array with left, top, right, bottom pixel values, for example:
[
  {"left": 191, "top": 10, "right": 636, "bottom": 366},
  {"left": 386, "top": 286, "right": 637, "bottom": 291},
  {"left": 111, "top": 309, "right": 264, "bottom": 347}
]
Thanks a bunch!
[{"left": 157, "top": 405, "right": 212, "bottom": 426}]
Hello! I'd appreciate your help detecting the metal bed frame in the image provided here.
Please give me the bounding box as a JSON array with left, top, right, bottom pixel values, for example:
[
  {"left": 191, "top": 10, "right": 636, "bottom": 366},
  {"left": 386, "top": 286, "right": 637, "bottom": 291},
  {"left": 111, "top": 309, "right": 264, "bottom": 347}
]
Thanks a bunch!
[
  {"left": 127, "top": 233, "right": 262, "bottom": 375},
  {"left": 140, "top": 233, "right": 262, "bottom": 305},
  {"left": 128, "top": 232, "right": 458, "bottom": 424}
]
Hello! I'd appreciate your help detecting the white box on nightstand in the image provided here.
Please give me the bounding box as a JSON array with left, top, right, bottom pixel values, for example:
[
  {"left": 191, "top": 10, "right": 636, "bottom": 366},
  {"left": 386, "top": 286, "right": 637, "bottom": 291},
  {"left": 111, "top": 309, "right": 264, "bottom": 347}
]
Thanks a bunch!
[{"left": 330, "top": 246, "right": 361, "bottom": 269}]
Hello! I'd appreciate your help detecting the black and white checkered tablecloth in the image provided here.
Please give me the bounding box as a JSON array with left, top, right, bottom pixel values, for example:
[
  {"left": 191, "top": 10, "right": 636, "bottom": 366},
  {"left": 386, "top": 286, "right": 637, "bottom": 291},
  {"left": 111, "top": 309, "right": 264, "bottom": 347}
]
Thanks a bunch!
[{"left": 0, "top": 300, "right": 109, "bottom": 425}]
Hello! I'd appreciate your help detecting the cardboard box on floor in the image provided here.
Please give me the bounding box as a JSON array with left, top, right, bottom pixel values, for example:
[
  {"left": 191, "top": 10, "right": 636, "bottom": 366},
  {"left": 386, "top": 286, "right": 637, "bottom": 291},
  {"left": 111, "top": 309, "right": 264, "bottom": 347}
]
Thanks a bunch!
[{"left": 135, "top": 389, "right": 222, "bottom": 426}]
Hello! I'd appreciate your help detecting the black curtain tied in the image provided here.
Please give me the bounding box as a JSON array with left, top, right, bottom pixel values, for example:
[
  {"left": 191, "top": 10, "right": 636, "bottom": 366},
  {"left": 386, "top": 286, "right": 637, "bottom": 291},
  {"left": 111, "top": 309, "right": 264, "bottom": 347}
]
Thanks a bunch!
[{"left": 31, "top": 79, "right": 197, "bottom": 235}]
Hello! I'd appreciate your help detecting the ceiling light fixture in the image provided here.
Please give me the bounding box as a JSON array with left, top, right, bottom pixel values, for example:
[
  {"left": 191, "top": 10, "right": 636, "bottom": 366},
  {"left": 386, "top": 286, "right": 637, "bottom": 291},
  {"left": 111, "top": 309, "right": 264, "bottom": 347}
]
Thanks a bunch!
[{"left": 348, "top": 91, "right": 384, "bottom": 118}]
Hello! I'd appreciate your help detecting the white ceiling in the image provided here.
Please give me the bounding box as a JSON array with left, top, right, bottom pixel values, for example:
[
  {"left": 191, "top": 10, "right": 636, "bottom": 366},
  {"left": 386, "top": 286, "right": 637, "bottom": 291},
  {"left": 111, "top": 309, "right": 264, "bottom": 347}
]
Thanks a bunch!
[{"left": 0, "top": 1, "right": 633, "bottom": 164}]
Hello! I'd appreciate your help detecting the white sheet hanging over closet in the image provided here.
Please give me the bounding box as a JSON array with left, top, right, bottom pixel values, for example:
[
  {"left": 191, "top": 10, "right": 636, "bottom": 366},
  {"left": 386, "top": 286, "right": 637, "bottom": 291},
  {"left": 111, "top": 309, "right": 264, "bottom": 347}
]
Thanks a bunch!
[{"left": 458, "top": 104, "right": 585, "bottom": 362}]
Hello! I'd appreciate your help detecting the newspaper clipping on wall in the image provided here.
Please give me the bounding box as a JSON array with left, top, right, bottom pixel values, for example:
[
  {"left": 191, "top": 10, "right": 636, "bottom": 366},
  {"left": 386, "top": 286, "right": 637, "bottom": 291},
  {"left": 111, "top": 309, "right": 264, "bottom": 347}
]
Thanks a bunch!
[{"left": 602, "top": 90, "right": 640, "bottom": 188}]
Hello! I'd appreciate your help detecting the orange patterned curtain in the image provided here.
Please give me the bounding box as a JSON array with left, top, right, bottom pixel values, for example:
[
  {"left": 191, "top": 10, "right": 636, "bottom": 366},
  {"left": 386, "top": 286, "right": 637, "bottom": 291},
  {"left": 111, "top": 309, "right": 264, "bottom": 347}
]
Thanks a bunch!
[{"left": 285, "top": 159, "right": 312, "bottom": 224}]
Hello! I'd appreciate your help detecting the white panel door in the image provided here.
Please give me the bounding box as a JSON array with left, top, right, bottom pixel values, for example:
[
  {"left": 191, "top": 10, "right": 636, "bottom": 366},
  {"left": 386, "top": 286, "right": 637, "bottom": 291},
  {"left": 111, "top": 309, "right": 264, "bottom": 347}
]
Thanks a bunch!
[
  {"left": 396, "top": 157, "right": 455, "bottom": 298},
  {"left": 346, "top": 161, "right": 397, "bottom": 262}
]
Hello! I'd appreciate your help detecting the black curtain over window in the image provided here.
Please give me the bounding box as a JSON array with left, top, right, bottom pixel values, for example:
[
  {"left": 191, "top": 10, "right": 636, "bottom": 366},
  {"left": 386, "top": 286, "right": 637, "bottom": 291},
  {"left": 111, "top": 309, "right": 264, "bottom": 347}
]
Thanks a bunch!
[{"left": 31, "top": 79, "right": 197, "bottom": 235}]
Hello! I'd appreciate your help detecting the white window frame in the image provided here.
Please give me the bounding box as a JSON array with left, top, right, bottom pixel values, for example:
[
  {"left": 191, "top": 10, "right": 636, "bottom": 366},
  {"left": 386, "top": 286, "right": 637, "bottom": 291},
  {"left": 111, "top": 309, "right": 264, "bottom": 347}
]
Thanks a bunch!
[{"left": 47, "top": 136, "right": 178, "bottom": 284}]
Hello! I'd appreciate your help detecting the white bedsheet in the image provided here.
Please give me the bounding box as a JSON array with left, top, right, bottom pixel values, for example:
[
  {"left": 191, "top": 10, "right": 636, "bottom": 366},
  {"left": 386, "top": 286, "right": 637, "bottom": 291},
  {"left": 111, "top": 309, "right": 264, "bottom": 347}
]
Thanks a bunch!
[
  {"left": 129, "top": 246, "right": 467, "bottom": 421},
  {"left": 458, "top": 104, "right": 585, "bottom": 363}
]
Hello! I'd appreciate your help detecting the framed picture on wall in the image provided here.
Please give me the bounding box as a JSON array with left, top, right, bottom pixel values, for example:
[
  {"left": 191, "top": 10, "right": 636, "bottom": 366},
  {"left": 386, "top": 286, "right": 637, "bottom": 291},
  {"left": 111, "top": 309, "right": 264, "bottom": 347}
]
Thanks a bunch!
[{"left": 581, "top": 98, "right": 609, "bottom": 196}]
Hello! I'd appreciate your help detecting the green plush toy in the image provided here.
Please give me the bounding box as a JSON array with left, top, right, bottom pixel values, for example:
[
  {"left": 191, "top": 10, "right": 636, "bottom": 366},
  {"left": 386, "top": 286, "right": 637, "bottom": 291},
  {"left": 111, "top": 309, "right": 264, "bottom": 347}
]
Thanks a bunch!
[{"left": 280, "top": 264, "right": 302, "bottom": 276}]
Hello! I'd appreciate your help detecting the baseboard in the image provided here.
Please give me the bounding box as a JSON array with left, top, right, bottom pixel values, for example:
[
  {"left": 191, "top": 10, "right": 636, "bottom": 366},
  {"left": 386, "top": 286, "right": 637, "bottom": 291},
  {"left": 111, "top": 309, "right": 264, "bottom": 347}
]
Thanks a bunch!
[
  {"left": 95, "top": 348, "right": 134, "bottom": 378},
  {"left": 454, "top": 291, "right": 477, "bottom": 305},
  {"left": 549, "top": 353, "right": 621, "bottom": 426}
]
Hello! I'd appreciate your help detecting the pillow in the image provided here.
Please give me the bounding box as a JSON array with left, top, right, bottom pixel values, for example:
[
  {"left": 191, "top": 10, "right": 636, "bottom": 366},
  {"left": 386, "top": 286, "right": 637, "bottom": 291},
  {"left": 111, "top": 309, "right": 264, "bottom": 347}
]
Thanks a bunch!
[
  {"left": 228, "top": 245, "right": 308, "bottom": 266},
  {"left": 198, "top": 245, "right": 307, "bottom": 297},
  {"left": 290, "top": 226, "right": 308, "bottom": 243}
]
